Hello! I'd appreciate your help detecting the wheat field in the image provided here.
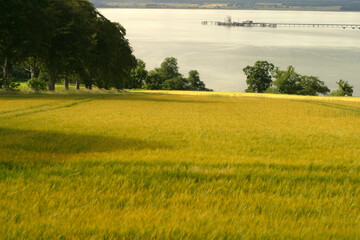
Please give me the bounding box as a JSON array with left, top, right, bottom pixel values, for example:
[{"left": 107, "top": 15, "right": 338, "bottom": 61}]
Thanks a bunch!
[{"left": 0, "top": 91, "right": 359, "bottom": 239}]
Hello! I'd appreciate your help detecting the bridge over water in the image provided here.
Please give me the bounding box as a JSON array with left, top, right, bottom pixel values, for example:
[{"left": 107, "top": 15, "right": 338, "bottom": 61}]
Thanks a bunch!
[{"left": 201, "top": 20, "right": 360, "bottom": 29}]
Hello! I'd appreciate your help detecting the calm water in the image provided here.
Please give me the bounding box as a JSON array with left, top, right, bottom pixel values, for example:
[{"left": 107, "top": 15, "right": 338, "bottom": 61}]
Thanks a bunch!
[{"left": 99, "top": 9, "right": 360, "bottom": 95}]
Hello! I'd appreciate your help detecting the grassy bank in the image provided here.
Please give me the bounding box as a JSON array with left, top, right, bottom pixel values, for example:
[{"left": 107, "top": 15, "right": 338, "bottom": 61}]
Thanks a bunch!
[{"left": 0, "top": 91, "right": 359, "bottom": 239}]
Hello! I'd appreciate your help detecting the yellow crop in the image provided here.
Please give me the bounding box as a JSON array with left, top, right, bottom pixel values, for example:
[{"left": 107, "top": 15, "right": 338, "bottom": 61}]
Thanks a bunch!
[{"left": 0, "top": 91, "right": 359, "bottom": 239}]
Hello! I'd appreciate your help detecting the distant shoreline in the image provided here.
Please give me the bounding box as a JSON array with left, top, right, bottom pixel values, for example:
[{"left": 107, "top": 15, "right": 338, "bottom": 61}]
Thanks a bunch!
[{"left": 95, "top": 4, "right": 360, "bottom": 12}]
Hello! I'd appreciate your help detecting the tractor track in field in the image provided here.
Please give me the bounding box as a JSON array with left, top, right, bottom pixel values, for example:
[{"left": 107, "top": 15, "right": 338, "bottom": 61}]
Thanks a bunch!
[
  {"left": 294, "top": 99, "right": 360, "bottom": 116},
  {"left": 0, "top": 98, "right": 97, "bottom": 120},
  {"left": 0, "top": 102, "right": 59, "bottom": 115}
]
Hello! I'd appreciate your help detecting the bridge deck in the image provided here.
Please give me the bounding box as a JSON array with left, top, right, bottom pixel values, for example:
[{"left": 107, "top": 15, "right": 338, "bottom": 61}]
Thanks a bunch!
[{"left": 201, "top": 21, "right": 360, "bottom": 29}]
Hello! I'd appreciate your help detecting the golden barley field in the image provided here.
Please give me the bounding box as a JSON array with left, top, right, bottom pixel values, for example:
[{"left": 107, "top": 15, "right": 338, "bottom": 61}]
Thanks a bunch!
[{"left": 0, "top": 91, "right": 359, "bottom": 239}]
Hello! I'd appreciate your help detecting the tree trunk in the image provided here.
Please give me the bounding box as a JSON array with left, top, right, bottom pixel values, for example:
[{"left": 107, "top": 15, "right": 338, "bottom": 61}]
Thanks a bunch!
[
  {"left": 64, "top": 78, "right": 69, "bottom": 90},
  {"left": 48, "top": 81, "right": 55, "bottom": 91},
  {"left": 29, "top": 58, "right": 36, "bottom": 79},
  {"left": 2, "top": 57, "right": 9, "bottom": 79},
  {"left": 48, "top": 73, "right": 55, "bottom": 91},
  {"left": 85, "top": 83, "right": 92, "bottom": 90},
  {"left": 75, "top": 80, "right": 80, "bottom": 90}
]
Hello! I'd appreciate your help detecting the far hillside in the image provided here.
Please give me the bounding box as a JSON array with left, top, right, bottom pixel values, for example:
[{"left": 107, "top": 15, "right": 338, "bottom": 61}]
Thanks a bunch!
[{"left": 90, "top": 0, "right": 360, "bottom": 11}]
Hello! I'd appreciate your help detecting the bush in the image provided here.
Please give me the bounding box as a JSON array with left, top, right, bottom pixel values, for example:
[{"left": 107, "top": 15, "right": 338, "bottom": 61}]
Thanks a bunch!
[
  {"left": 27, "top": 78, "right": 47, "bottom": 91},
  {"left": 0, "top": 78, "right": 20, "bottom": 91}
]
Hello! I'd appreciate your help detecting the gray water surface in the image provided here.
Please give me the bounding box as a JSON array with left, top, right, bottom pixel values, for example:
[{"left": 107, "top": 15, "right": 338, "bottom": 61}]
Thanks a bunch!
[{"left": 99, "top": 9, "right": 360, "bottom": 95}]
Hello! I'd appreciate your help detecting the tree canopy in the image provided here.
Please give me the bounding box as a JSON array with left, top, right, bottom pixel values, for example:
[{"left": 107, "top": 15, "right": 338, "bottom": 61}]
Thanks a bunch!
[
  {"left": 129, "top": 59, "right": 148, "bottom": 89},
  {"left": 243, "top": 61, "right": 274, "bottom": 93},
  {"left": 330, "top": 80, "right": 353, "bottom": 96},
  {"left": 242, "top": 61, "right": 338, "bottom": 96},
  {"left": 272, "top": 66, "right": 302, "bottom": 94},
  {"left": 0, "top": 0, "right": 136, "bottom": 91},
  {"left": 273, "top": 66, "right": 330, "bottom": 96},
  {"left": 139, "top": 57, "right": 211, "bottom": 91}
]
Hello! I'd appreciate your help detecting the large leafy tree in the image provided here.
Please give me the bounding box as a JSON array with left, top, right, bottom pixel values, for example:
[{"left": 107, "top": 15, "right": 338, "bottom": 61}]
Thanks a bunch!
[
  {"left": 128, "top": 59, "right": 148, "bottom": 89},
  {"left": 62, "top": 0, "right": 98, "bottom": 90},
  {"left": 144, "top": 57, "right": 211, "bottom": 91},
  {"left": 273, "top": 66, "right": 330, "bottom": 96},
  {"left": 243, "top": 60, "right": 274, "bottom": 93},
  {"left": 145, "top": 69, "right": 164, "bottom": 90},
  {"left": 0, "top": 0, "right": 45, "bottom": 78},
  {"left": 187, "top": 70, "right": 211, "bottom": 91},
  {"left": 145, "top": 57, "right": 181, "bottom": 90},
  {"left": 23, "top": 1, "right": 51, "bottom": 80},
  {"left": 298, "top": 76, "right": 330, "bottom": 96},
  {"left": 1, "top": 0, "right": 136, "bottom": 91},
  {"left": 159, "top": 57, "right": 181, "bottom": 80},
  {"left": 42, "top": 0, "right": 99, "bottom": 90},
  {"left": 162, "top": 77, "right": 189, "bottom": 90},
  {"left": 330, "top": 80, "right": 353, "bottom": 96},
  {"left": 89, "top": 15, "right": 136, "bottom": 89},
  {"left": 272, "top": 65, "right": 302, "bottom": 94}
]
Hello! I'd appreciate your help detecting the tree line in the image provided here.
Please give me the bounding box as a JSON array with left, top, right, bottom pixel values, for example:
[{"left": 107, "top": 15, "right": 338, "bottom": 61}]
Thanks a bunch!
[
  {"left": 131, "top": 57, "right": 212, "bottom": 91},
  {"left": 0, "top": 0, "right": 211, "bottom": 92},
  {"left": 0, "top": 0, "right": 136, "bottom": 91},
  {"left": 243, "top": 61, "right": 353, "bottom": 96}
]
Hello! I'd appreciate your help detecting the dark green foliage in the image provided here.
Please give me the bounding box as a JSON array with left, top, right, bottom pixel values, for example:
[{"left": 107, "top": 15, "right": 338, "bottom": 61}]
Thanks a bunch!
[
  {"left": 144, "top": 57, "right": 182, "bottom": 89},
  {"left": 187, "top": 70, "right": 211, "bottom": 91},
  {"left": 143, "top": 57, "right": 211, "bottom": 91},
  {"left": 10, "top": 64, "right": 31, "bottom": 80},
  {"left": 162, "top": 77, "right": 189, "bottom": 90},
  {"left": 0, "top": 0, "right": 136, "bottom": 91},
  {"left": 0, "top": 78, "right": 20, "bottom": 91},
  {"left": 43, "top": 0, "right": 96, "bottom": 90},
  {"left": 145, "top": 69, "right": 165, "bottom": 90},
  {"left": 38, "top": 68, "right": 50, "bottom": 83},
  {"left": 0, "top": 0, "right": 50, "bottom": 80},
  {"left": 264, "top": 87, "right": 280, "bottom": 94},
  {"left": 273, "top": 66, "right": 302, "bottom": 94},
  {"left": 129, "top": 59, "right": 148, "bottom": 89},
  {"left": 0, "top": 0, "right": 30, "bottom": 78},
  {"left": 243, "top": 61, "right": 274, "bottom": 93},
  {"left": 188, "top": 70, "right": 203, "bottom": 90},
  {"left": 27, "top": 78, "right": 47, "bottom": 91},
  {"left": 243, "top": 62, "right": 334, "bottom": 96},
  {"left": 330, "top": 80, "right": 353, "bottom": 96},
  {"left": 273, "top": 66, "right": 330, "bottom": 96},
  {"left": 298, "top": 76, "right": 330, "bottom": 96},
  {"left": 159, "top": 57, "right": 181, "bottom": 80},
  {"left": 88, "top": 16, "right": 136, "bottom": 90}
]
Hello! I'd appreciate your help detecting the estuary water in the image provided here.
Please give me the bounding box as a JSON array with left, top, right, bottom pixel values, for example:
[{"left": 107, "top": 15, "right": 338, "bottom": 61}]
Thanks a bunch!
[{"left": 99, "top": 9, "right": 360, "bottom": 95}]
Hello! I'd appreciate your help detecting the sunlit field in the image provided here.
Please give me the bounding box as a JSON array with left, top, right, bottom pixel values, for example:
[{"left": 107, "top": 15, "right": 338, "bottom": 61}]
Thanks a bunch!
[{"left": 1, "top": 91, "right": 359, "bottom": 239}]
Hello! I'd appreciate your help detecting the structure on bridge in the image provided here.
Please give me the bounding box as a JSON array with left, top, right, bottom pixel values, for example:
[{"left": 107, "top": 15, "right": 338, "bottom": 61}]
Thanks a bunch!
[{"left": 201, "top": 17, "right": 360, "bottom": 29}]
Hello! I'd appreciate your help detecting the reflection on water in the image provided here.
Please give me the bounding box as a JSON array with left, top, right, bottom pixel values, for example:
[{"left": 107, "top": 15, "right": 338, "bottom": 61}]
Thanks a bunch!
[{"left": 99, "top": 9, "right": 360, "bottom": 95}]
